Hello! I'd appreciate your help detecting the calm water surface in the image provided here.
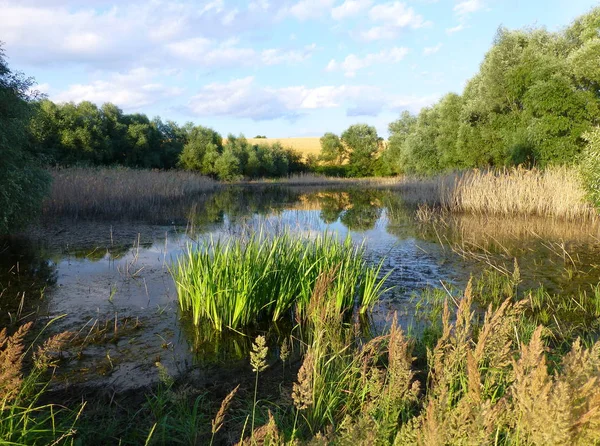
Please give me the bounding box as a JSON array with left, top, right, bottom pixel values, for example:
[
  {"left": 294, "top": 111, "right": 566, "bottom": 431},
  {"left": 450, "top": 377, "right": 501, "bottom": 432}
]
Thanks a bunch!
[{"left": 1, "top": 186, "right": 599, "bottom": 390}]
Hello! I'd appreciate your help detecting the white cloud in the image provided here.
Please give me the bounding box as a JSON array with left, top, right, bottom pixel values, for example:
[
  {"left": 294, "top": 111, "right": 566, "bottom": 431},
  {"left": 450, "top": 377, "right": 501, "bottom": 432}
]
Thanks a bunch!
[
  {"left": 368, "top": 2, "right": 428, "bottom": 28},
  {"left": 279, "top": 0, "right": 336, "bottom": 21},
  {"left": 185, "top": 77, "right": 434, "bottom": 120},
  {"left": 261, "top": 44, "right": 317, "bottom": 65},
  {"left": 0, "top": 1, "right": 278, "bottom": 68},
  {"left": 167, "top": 38, "right": 256, "bottom": 67},
  {"left": 446, "top": 23, "right": 466, "bottom": 34},
  {"left": 327, "top": 47, "right": 409, "bottom": 77},
  {"left": 446, "top": 0, "right": 483, "bottom": 34},
  {"left": 360, "top": 1, "right": 430, "bottom": 41},
  {"left": 222, "top": 9, "right": 239, "bottom": 25},
  {"left": 325, "top": 59, "right": 338, "bottom": 72},
  {"left": 52, "top": 68, "right": 183, "bottom": 109},
  {"left": 423, "top": 43, "right": 442, "bottom": 55},
  {"left": 454, "top": 0, "right": 484, "bottom": 17},
  {"left": 249, "top": 0, "right": 270, "bottom": 11},
  {"left": 331, "top": 0, "right": 372, "bottom": 20}
]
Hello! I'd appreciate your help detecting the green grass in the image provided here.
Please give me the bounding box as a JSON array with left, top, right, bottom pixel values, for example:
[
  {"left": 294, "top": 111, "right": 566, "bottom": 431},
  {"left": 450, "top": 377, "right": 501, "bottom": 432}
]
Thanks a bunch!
[{"left": 172, "top": 231, "right": 391, "bottom": 331}]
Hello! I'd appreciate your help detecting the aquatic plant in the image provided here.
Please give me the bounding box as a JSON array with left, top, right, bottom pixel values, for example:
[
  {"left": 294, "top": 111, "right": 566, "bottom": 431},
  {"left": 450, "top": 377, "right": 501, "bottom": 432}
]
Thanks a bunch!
[{"left": 172, "top": 231, "right": 391, "bottom": 331}]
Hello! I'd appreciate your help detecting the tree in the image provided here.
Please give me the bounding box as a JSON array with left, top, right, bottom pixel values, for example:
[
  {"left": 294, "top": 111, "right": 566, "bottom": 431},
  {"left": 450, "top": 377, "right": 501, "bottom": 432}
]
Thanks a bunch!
[
  {"left": 214, "top": 147, "right": 241, "bottom": 181},
  {"left": 178, "top": 125, "right": 223, "bottom": 175},
  {"left": 0, "top": 44, "right": 51, "bottom": 233},
  {"left": 319, "top": 132, "right": 346, "bottom": 165},
  {"left": 341, "top": 124, "right": 379, "bottom": 177},
  {"left": 381, "top": 111, "right": 417, "bottom": 175}
]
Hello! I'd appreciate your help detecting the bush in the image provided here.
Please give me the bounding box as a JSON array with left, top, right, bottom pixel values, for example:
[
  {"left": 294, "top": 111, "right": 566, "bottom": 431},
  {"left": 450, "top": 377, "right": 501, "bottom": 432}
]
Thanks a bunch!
[{"left": 0, "top": 45, "right": 50, "bottom": 234}]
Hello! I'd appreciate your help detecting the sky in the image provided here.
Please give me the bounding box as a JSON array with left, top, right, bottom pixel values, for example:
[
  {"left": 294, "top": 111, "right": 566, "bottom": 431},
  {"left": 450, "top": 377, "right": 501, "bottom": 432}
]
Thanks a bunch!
[{"left": 1, "top": 0, "right": 597, "bottom": 137}]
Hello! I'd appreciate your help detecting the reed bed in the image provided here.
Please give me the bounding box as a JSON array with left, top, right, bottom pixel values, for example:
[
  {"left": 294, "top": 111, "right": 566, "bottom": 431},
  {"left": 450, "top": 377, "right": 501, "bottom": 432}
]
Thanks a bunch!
[
  {"left": 172, "top": 232, "right": 390, "bottom": 331},
  {"left": 441, "top": 166, "right": 596, "bottom": 220},
  {"left": 44, "top": 167, "right": 218, "bottom": 220}
]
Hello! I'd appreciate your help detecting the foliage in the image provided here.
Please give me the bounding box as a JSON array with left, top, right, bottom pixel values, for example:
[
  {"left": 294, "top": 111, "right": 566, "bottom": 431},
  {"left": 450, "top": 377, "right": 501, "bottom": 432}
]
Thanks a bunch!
[
  {"left": 342, "top": 124, "right": 381, "bottom": 177},
  {"left": 318, "top": 124, "right": 381, "bottom": 177},
  {"left": 180, "top": 132, "right": 307, "bottom": 180},
  {"left": 0, "top": 45, "right": 51, "bottom": 234},
  {"left": 380, "top": 7, "right": 600, "bottom": 175},
  {"left": 319, "top": 132, "right": 346, "bottom": 165},
  {"left": 30, "top": 99, "right": 187, "bottom": 169}
]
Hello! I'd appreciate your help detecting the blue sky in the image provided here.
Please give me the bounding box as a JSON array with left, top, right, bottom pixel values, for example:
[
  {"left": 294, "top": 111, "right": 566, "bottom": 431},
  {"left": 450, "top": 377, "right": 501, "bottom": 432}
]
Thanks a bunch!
[{"left": 1, "top": 0, "right": 597, "bottom": 137}]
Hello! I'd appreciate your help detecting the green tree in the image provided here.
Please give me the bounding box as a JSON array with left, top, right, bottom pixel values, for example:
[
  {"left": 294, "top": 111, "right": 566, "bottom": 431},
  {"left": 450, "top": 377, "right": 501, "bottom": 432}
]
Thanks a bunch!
[
  {"left": 0, "top": 45, "right": 51, "bottom": 233},
  {"left": 319, "top": 132, "right": 346, "bottom": 165},
  {"left": 380, "top": 111, "right": 417, "bottom": 175},
  {"left": 178, "top": 125, "right": 223, "bottom": 175},
  {"left": 341, "top": 124, "right": 379, "bottom": 177},
  {"left": 214, "top": 147, "right": 241, "bottom": 181}
]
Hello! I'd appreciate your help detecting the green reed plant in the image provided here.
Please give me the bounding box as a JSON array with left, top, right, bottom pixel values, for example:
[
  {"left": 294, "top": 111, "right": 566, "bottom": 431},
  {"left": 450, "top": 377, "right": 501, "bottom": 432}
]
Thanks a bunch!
[{"left": 172, "top": 231, "right": 391, "bottom": 331}]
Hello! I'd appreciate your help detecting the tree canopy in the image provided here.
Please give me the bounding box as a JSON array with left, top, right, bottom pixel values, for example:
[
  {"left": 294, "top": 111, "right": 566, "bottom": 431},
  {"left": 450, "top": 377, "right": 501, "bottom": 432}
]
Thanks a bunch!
[
  {"left": 0, "top": 45, "right": 50, "bottom": 233},
  {"left": 379, "top": 7, "right": 600, "bottom": 175}
]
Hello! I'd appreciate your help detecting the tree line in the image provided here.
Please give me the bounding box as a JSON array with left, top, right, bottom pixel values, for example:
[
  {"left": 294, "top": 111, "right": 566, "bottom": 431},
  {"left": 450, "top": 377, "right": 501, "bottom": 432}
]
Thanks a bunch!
[
  {"left": 29, "top": 99, "right": 307, "bottom": 179},
  {"left": 319, "top": 8, "right": 600, "bottom": 176},
  {"left": 377, "top": 7, "right": 600, "bottom": 175}
]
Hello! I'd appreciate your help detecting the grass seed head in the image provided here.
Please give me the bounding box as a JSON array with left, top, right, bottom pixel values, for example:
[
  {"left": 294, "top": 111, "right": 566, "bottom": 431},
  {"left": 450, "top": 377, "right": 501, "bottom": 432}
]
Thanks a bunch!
[{"left": 250, "top": 335, "right": 269, "bottom": 373}]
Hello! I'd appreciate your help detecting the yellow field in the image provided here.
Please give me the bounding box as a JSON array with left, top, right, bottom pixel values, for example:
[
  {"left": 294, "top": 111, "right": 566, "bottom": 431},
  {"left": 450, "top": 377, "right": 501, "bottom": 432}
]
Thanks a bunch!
[{"left": 245, "top": 137, "right": 322, "bottom": 158}]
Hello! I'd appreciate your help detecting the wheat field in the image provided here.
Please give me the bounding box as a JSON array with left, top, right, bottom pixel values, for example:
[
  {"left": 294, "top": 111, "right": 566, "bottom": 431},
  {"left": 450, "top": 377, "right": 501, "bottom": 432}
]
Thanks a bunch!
[{"left": 245, "top": 137, "right": 322, "bottom": 158}]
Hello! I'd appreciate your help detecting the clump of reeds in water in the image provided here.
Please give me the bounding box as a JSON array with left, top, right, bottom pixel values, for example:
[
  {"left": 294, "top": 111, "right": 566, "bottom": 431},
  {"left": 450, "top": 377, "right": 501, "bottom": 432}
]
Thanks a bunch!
[{"left": 172, "top": 231, "right": 391, "bottom": 331}]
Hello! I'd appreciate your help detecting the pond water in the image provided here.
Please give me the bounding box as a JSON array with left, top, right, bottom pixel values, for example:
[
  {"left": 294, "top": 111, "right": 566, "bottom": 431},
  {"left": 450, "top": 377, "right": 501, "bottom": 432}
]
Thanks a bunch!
[{"left": 1, "top": 185, "right": 600, "bottom": 391}]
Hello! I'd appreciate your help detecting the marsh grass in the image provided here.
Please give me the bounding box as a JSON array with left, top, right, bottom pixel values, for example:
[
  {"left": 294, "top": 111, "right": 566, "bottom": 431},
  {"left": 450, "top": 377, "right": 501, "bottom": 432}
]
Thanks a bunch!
[
  {"left": 441, "top": 166, "right": 597, "bottom": 220},
  {"left": 45, "top": 167, "right": 218, "bottom": 220},
  {"left": 172, "top": 231, "right": 391, "bottom": 331}
]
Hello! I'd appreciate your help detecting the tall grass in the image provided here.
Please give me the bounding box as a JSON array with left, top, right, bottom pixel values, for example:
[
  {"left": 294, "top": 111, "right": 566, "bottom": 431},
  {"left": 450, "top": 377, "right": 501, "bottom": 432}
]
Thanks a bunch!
[
  {"left": 172, "top": 232, "right": 391, "bottom": 331},
  {"left": 237, "top": 275, "right": 600, "bottom": 444},
  {"left": 441, "top": 166, "right": 596, "bottom": 220},
  {"left": 45, "top": 167, "right": 218, "bottom": 220},
  {"left": 0, "top": 322, "right": 81, "bottom": 445}
]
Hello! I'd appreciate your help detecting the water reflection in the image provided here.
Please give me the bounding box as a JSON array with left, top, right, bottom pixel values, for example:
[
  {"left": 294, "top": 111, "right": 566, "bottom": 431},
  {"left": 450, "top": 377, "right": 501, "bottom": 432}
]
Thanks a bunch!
[
  {"left": 1, "top": 185, "right": 600, "bottom": 388},
  {"left": 0, "top": 237, "right": 56, "bottom": 325}
]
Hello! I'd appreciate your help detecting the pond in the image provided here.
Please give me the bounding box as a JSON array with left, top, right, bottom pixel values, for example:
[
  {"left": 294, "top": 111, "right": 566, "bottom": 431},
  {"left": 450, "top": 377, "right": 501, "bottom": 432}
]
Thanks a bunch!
[{"left": 2, "top": 185, "right": 600, "bottom": 392}]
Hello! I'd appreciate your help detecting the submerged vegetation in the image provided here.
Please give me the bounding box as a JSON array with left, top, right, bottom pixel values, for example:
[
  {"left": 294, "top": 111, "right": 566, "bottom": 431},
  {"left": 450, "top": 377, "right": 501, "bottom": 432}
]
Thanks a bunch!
[{"left": 173, "top": 232, "right": 390, "bottom": 331}]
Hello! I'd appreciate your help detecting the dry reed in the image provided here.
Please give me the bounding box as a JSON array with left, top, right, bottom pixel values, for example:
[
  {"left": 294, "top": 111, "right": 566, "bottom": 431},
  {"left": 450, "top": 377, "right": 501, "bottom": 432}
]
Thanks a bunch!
[
  {"left": 441, "top": 167, "right": 596, "bottom": 221},
  {"left": 45, "top": 167, "right": 218, "bottom": 220}
]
